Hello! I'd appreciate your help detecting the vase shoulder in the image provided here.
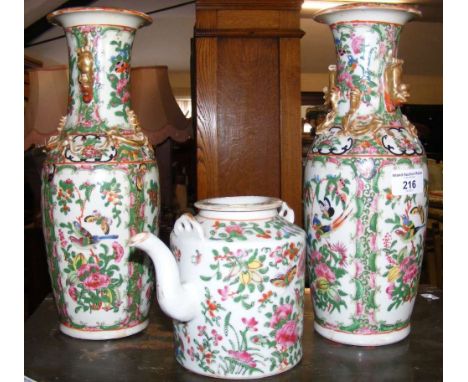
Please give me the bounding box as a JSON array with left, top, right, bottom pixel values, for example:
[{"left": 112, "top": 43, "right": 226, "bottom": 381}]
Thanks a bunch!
[{"left": 309, "top": 126, "right": 425, "bottom": 158}]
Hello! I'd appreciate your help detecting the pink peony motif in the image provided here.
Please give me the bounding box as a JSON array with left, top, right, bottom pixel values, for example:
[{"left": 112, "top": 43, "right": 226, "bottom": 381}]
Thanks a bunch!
[
  {"left": 68, "top": 286, "right": 78, "bottom": 301},
  {"left": 270, "top": 304, "right": 293, "bottom": 327},
  {"left": 242, "top": 317, "right": 259, "bottom": 331},
  {"left": 226, "top": 225, "right": 243, "bottom": 235},
  {"left": 386, "top": 283, "right": 395, "bottom": 299},
  {"left": 315, "top": 263, "right": 336, "bottom": 283},
  {"left": 356, "top": 219, "right": 364, "bottom": 237},
  {"left": 403, "top": 263, "right": 419, "bottom": 284},
  {"left": 116, "top": 78, "right": 128, "bottom": 94},
  {"left": 275, "top": 320, "right": 298, "bottom": 348},
  {"left": 354, "top": 261, "right": 363, "bottom": 278},
  {"left": 356, "top": 302, "right": 363, "bottom": 316},
  {"left": 121, "top": 92, "right": 130, "bottom": 104},
  {"left": 112, "top": 241, "right": 124, "bottom": 263},
  {"left": 400, "top": 256, "right": 412, "bottom": 270},
  {"left": 227, "top": 350, "right": 256, "bottom": 368},
  {"left": 369, "top": 272, "right": 376, "bottom": 289},
  {"left": 351, "top": 34, "right": 365, "bottom": 55},
  {"left": 311, "top": 250, "right": 322, "bottom": 263},
  {"left": 77, "top": 263, "right": 99, "bottom": 278},
  {"left": 83, "top": 273, "right": 110, "bottom": 290},
  {"left": 337, "top": 71, "right": 353, "bottom": 88},
  {"left": 370, "top": 234, "right": 378, "bottom": 252}
]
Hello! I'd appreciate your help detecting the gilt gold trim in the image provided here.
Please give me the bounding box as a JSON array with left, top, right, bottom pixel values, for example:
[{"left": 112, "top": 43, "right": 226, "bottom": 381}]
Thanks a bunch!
[
  {"left": 384, "top": 53, "right": 410, "bottom": 112},
  {"left": 77, "top": 36, "right": 94, "bottom": 104}
]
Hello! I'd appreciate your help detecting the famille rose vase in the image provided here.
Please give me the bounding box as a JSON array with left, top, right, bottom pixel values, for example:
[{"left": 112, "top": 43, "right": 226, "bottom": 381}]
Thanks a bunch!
[
  {"left": 304, "top": 3, "right": 428, "bottom": 346},
  {"left": 41, "top": 8, "right": 160, "bottom": 340},
  {"left": 130, "top": 196, "right": 306, "bottom": 378}
]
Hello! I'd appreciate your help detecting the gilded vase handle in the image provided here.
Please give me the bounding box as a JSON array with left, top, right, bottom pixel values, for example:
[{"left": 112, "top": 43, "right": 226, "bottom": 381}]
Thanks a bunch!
[{"left": 76, "top": 36, "right": 94, "bottom": 103}]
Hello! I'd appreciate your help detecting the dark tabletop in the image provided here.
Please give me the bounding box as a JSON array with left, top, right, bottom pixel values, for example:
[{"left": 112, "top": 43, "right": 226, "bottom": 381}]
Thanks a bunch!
[{"left": 25, "top": 286, "right": 442, "bottom": 382}]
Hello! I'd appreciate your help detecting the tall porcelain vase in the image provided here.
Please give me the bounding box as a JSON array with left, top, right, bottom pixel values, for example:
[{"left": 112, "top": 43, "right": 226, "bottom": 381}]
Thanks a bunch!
[
  {"left": 304, "top": 3, "right": 428, "bottom": 346},
  {"left": 41, "top": 8, "right": 160, "bottom": 340}
]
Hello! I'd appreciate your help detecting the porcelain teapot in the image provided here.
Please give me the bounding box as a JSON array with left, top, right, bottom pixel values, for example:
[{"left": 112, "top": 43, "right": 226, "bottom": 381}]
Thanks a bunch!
[{"left": 130, "top": 196, "right": 306, "bottom": 378}]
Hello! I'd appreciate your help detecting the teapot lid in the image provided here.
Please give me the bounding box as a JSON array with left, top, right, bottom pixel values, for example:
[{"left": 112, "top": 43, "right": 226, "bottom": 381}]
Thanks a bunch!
[{"left": 195, "top": 196, "right": 282, "bottom": 212}]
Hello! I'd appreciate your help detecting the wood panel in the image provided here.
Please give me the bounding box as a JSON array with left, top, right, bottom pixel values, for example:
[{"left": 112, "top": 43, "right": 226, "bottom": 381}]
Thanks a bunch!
[
  {"left": 195, "top": 0, "right": 304, "bottom": 222},
  {"left": 216, "top": 10, "right": 280, "bottom": 29},
  {"left": 196, "top": 37, "right": 219, "bottom": 199},
  {"left": 279, "top": 38, "right": 303, "bottom": 224},
  {"left": 217, "top": 38, "right": 280, "bottom": 197}
]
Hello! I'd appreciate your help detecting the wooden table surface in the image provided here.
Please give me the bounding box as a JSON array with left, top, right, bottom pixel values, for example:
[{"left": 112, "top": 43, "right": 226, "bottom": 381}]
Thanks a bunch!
[{"left": 25, "top": 286, "right": 442, "bottom": 382}]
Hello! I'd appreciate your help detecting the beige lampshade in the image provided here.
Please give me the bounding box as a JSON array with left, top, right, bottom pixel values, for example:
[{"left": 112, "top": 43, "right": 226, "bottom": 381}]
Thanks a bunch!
[
  {"left": 131, "top": 66, "right": 192, "bottom": 144},
  {"left": 24, "top": 66, "right": 68, "bottom": 150}
]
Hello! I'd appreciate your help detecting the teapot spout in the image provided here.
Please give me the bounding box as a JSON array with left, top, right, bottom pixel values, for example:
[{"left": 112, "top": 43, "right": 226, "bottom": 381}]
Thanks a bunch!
[{"left": 129, "top": 232, "right": 197, "bottom": 322}]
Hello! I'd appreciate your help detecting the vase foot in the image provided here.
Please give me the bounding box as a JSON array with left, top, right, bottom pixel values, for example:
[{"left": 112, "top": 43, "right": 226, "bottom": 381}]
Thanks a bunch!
[
  {"left": 59, "top": 320, "right": 149, "bottom": 340},
  {"left": 314, "top": 321, "right": 410, "bottom": 346}
]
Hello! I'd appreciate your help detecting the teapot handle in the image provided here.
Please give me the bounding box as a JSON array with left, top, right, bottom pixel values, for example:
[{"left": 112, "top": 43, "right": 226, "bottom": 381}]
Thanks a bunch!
[
  {"left": 278, "top": 201, "right": 295, "bottom": 224},
  {"left": 173, "top": 213, "right": 205, "bottom": 240}
]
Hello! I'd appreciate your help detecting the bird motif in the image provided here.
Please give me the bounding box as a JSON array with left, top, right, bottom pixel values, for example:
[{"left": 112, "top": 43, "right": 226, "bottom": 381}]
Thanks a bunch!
[
  {"left": 319, "top": 196, "right": 335, "bottom": 219},
  {"left": 312, "top": 206, "right": 353, "bottom": 239},
  {"left": 70, "top": 221, "right": 118, "bottom": 247},
  {"left": 395, "top": 205, "right": 425, "bottom": 241}
]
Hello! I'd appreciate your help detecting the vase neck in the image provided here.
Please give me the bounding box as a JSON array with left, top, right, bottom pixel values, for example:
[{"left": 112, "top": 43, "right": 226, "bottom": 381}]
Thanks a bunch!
[
  {"left": 64, "top": 25, "right": 136, "bottom": 134},
  {"left": 331, "top": 21, "right": 404, "bottom": 123}
]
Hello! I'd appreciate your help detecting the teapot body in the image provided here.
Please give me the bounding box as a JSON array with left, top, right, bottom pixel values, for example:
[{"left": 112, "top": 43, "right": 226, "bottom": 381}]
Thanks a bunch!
[{"left": 170, "top": 196, "right": 306, "bottom": 378}]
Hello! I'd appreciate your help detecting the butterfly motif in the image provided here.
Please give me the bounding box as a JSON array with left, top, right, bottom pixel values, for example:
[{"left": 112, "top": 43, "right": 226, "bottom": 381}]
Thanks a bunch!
[
  {"left": 271, "top": 265, "right": 297, "bottom": 288},
  {"left": 84, "top": 211, "right": 111, "bottom": 234}
]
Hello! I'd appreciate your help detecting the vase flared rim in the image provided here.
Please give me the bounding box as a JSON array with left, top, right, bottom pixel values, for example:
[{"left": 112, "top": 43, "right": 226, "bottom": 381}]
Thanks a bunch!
[
  {"left": 195, "top": 196, "right": 283, "bottom": 212},
  {"left": 47, "top": 7, "right": 152, "bottom": 28},
  {"left": 314, "top": 2, "right": 421, "bottom": 25}
]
